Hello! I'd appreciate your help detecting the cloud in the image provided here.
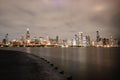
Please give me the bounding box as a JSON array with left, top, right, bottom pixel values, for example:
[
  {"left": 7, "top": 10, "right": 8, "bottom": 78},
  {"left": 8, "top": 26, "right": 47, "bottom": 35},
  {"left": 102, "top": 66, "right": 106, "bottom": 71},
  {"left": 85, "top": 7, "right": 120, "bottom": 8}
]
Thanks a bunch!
[{"left": 0, "top": 0, "right": 120, "bottom": 41}]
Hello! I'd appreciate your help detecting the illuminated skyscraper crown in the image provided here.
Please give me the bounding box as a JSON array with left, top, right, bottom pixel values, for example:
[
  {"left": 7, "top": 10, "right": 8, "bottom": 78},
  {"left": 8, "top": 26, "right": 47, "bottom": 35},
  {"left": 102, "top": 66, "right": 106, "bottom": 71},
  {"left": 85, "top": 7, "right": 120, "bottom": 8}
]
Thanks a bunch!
[{"left": 26, "top": 28, "right": 30, "bottom": 40}]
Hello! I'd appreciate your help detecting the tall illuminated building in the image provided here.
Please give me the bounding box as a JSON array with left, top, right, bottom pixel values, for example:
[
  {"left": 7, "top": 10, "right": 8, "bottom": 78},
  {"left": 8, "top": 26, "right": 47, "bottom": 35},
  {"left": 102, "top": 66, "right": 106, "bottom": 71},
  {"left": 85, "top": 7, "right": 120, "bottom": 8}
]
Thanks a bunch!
[
  {"left": 39, "top": 37, "right": 44, "bottom": 44},
  {"left": 74, "top": 34, "right": 79, "bottom": 46},
  {"left": 72, "top": 38, "right": 77, "bottom": 46},
  {"left": 26, "top": 28, "right": 30, "bottom": 44},
  {"left": 20, "top": 36, "right": 25, "bottom": 43},
  {"left": 109, "top": 36, "right": 114, "bottom": 47},
  {"left": 78, "top": 32, "right": 83, "bottom": 46},
  {"left": 82, "top": 36, "right": 87, "bottom": 47},
  {"left": 26, "top": 28, "right": 30, "bottom": 39}
]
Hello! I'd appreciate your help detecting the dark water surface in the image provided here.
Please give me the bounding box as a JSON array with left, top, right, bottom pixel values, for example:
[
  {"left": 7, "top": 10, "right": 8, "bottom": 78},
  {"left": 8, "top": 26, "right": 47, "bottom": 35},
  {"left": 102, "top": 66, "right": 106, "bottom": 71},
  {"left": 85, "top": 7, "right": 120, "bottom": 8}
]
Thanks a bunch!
[{"left": 1, "top": 47, "right": 120, "bottom": 80}]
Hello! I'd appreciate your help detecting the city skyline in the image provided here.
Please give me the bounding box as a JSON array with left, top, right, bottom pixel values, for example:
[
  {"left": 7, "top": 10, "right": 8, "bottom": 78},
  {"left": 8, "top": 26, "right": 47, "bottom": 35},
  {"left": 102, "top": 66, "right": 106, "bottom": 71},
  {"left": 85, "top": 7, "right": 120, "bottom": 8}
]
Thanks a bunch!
[
  {"left": 0, "top": 28, "right": 118, "bottom": 41},
  {"left": 0, "top": 0, "right": 120, "bottom": 41},
  {"left": 0, "top": 28, "right": 119, "bottom": 48}
]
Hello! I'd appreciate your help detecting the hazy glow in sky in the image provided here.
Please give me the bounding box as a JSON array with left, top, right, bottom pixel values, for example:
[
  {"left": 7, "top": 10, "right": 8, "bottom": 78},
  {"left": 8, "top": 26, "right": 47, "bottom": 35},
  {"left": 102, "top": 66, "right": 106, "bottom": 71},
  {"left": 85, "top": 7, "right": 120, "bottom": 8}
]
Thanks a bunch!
[{"left": 0, "top": 0, "right": 120, "bottom": 40}]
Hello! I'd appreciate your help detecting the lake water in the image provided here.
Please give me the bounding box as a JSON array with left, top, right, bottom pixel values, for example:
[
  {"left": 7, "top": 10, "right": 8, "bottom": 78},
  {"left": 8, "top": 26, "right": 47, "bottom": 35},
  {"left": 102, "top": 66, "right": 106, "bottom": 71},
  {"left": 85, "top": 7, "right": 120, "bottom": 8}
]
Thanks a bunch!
[{"left": 1, "top": 47, "right": 120, "bottom": 80}]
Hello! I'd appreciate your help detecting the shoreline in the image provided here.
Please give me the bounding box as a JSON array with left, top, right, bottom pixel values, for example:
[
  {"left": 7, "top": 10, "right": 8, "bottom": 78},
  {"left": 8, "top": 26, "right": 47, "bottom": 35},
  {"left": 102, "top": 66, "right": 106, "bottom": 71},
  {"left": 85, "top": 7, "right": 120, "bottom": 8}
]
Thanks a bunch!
[{"left": 0, "top": 49, "right": 68, "bottom": 80}]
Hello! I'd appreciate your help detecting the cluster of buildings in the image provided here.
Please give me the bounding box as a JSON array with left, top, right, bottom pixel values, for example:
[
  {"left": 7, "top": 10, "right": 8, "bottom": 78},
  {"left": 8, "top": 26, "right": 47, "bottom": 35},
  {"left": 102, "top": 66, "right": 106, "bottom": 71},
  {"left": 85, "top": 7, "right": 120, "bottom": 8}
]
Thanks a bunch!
[
  {"left": 91, "top": 31, "right": 118, "bottom": 47},
  {"left": 66, "top": 31, "right": 118, "bottom": 48},
  {"left": 0, "top": 28, "right": 119, "bottom": 47}
]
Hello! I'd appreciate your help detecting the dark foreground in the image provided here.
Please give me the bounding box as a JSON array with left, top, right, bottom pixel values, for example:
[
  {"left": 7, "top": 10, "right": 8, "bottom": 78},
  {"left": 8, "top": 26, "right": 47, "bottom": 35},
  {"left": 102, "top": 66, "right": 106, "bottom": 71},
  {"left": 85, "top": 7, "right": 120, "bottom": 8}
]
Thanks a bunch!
[{"left": 0, "top": 50, "right": 67, "bottom": 80}]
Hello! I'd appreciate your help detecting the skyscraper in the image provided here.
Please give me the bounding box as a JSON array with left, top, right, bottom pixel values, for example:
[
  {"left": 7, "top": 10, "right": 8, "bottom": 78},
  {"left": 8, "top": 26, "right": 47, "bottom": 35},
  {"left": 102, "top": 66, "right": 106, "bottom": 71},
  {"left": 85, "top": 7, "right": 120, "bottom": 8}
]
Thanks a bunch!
[
  {"left": 96, "top": 31, "right": 100, "bottom": 42},
  {"left": 26, "top": 28, "right": 30, "bottom": 44},
  {"left": 74, "top": 34, "right": 79, "bottom": 46},
  {"left": 5, "top": 33, "right": 8, "bottom": 43},
  {"left": 26, "top": 28, "right": 30, "bottom": 40},
  {"left": 56, "top": 35, "right": 59, "bottom": 44},
  {"left": 86, "top": 35, "right": 91, "bottom": 46},
  {"left": 2, "top": 33, "right": 8, "bottom": 44},
  {"left": 78, "top": 32, "right": 83, "bottom": 46}
]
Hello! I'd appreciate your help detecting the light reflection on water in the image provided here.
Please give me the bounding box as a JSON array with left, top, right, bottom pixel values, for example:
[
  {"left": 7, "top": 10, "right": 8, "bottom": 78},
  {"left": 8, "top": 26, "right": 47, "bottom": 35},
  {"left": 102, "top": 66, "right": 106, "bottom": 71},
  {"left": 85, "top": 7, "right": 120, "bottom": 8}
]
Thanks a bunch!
[
  {"left": 2, "top": 47, "right": 120, "bottom": 80},
  {"left": 26, "top": 47, "right": 31, "bottom": 53},
  {"left": 29, "top": 47, "right": 120, "bottom": 80},
  {"left": 27, "top": 47, "right": 119, "bottom": 80}
]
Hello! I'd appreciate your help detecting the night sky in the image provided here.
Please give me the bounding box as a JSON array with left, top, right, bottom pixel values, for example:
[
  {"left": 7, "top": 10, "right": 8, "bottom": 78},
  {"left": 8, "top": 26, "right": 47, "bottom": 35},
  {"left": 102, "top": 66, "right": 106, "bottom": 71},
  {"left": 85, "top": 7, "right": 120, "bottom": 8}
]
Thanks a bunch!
[{"left": 0, "top": 0, "right": 120, "bottom": 41}]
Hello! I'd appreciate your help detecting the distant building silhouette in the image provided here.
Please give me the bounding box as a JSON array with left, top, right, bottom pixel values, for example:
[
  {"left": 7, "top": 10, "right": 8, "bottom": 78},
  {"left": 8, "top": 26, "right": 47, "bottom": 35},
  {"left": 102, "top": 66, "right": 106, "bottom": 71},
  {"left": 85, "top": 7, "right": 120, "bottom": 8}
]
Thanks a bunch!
[
  {"left": 56, "top": 35, "right": 59, "bottom": 44},
  {"left": 2, "top": 33, "right": 9, "bottom": 44},
  {"left": 86, "top": 35, "right": 91, "bottom": 46},
  {"left": 96, "top": 31, "right": 100, "bottom": 42}
]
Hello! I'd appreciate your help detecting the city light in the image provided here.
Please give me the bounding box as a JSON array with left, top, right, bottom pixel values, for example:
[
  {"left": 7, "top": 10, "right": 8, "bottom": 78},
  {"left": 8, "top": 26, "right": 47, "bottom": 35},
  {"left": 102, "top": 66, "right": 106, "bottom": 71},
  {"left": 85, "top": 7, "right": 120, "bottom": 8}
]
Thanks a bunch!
[{"left": 0, "top": 28, "right": 119, "bottom": 48}]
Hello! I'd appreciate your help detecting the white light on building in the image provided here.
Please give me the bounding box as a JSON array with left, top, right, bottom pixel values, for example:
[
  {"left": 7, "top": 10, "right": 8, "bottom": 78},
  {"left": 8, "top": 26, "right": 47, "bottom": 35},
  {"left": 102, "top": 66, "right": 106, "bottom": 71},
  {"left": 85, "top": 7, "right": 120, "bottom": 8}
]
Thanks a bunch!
[
  {"left": 79, "top": 32, "right": 83, "bottom": 46},
  {"left": 72, "top": 39, "right": 77, "bottom": 46}
]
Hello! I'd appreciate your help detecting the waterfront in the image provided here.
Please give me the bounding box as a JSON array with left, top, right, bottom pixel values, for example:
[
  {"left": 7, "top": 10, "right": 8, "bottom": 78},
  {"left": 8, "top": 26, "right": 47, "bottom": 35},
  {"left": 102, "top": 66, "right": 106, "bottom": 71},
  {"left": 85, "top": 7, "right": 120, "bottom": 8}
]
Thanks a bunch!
[{"left": 1, "top": 47, "right": 120, "bottom": 80}]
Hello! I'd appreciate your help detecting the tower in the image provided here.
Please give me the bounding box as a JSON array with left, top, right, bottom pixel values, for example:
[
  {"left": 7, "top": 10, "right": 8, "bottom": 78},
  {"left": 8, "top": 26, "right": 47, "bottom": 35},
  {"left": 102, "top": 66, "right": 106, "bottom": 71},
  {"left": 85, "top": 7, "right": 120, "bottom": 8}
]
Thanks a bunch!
[
  {"left": 2, "top": 33, "right": 8, "bottom": 44},
  {"left": 79, "top": 32, "right": 83, "bottom": 46},
  {"left": 96, "top": 31, "right": 100, "bottom": 42},
  {"left": 86, "top": 35, "right": 91, "bottom": 46},
  {"left": 74, "top": 34, "right": 79, "bottom": 46},
  {"left": 26, "top": 28, "right": 30, "bottom": 44},
  {"left": 26, "top": 28, "right": 30, "bottom": 40},
  {"left": 56, "top": 35, "right": 59, "bottom": 44},
  {"left": 5, "top": 33, "right": 8, "bottom": 43}
]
